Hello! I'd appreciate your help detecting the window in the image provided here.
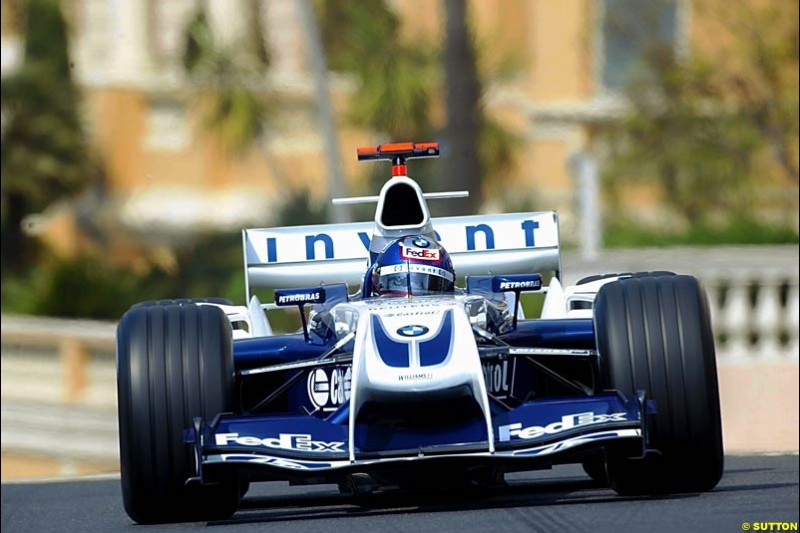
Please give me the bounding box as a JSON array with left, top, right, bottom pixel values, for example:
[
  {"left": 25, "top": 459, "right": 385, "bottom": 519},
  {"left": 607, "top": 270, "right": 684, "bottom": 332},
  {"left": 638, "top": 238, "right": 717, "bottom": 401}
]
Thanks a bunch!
[
  {"left": 598, "top": 0, "right": 682, "bottom": 92},
  {"left": 144, "top": 100, "right": 189, "bottom": 151}
]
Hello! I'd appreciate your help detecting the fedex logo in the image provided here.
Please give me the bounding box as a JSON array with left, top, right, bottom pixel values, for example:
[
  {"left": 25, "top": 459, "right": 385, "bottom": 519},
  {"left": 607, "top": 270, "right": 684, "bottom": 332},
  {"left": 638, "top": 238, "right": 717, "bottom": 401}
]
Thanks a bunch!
[
  {"left": 400, "top": 244, "right": 440, "bottom": 261},
  {"left": 498, "top": 412, "right": 628, "bottom": 441},
  {"left": 215, "top": 432, "right": 345, "bottom": 453}
]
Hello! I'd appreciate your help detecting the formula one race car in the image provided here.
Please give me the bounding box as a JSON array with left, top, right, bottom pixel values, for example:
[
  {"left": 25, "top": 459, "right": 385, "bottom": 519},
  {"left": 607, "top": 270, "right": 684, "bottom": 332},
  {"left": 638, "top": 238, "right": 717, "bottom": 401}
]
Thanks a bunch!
[{"left": 116, "top": 142, "right": 723, "bottom": 524}]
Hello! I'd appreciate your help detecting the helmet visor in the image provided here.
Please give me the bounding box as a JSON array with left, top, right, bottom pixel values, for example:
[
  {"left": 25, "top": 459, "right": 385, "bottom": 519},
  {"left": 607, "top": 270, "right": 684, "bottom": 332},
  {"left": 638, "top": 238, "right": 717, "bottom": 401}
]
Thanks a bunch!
[{"left": 375, "top": 263, "right": 455, "bottom": 296}]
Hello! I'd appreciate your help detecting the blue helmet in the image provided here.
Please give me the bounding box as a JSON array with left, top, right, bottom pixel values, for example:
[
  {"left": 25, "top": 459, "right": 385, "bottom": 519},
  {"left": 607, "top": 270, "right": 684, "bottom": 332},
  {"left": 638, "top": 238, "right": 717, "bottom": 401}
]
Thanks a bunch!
[{"left": 371, "top": 235, "right": 455, "bottom": 297}]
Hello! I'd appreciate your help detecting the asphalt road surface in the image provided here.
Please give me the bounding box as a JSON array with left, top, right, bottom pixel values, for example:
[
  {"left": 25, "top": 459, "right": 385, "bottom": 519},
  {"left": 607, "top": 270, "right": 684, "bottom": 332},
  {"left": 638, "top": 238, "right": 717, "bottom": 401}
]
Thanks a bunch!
[{"left": 2, "top": 455, "right": 797, "bottom": 533}]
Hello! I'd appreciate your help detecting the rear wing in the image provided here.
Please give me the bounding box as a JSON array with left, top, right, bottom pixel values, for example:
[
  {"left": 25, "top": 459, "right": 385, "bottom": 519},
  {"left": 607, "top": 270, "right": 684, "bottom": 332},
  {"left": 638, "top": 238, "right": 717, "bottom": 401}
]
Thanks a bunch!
[{"left": 243, "top": 211, "right": 560, "bottom": 297}]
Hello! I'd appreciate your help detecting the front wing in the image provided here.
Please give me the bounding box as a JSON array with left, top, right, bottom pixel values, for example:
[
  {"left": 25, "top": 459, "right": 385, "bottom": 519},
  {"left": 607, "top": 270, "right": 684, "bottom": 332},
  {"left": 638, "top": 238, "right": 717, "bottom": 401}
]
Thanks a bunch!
[{"left": 189, "top": 393, "right": 644, "bottom": 476}]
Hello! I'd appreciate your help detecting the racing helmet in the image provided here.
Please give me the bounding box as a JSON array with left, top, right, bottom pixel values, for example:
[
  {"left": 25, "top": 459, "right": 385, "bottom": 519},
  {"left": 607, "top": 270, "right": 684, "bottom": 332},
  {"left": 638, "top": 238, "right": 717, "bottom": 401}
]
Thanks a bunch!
[{"left": 371, "top": 235, "right": 455, "bottom": 297}]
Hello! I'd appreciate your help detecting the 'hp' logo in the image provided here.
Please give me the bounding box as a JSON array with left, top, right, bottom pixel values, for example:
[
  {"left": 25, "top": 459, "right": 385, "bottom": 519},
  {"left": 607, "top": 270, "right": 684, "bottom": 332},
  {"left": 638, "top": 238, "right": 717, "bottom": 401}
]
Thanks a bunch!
[{"left": 397, "top": 325, "right": 429, "bottom": 337}]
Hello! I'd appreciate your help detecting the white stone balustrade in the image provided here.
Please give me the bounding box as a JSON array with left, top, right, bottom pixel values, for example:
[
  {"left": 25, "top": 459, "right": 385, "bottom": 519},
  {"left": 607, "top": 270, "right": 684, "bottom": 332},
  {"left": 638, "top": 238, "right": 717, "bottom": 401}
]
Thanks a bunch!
[
  {"left": 563, "top": 245, "right": 799, "bottom": 361},
  {"left": 703, "top": 274, "right": 799, "bottom": 360}
]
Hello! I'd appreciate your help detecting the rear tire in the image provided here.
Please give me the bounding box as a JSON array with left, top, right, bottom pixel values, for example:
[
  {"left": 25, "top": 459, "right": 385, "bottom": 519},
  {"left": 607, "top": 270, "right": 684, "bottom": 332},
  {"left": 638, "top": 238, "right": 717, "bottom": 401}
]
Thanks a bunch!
[
  {"left": 117, "top": 304, "right": 240, "bottom": 523},
  {"left": 131, "top": 297, "right": 233, "bottom": 308},
  {"left": 576, "top": 271, "right": 674, "bottom": 285},
  {"left": 594, "top": 275, "right": 723, "bottom": 495}
]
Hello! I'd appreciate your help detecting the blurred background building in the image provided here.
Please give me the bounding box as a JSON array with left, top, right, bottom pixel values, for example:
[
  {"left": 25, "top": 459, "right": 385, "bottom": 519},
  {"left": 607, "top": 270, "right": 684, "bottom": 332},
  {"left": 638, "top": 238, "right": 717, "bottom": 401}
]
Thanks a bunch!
[{"left": 2, "top": 0, "right": 796, "bottom": 271}]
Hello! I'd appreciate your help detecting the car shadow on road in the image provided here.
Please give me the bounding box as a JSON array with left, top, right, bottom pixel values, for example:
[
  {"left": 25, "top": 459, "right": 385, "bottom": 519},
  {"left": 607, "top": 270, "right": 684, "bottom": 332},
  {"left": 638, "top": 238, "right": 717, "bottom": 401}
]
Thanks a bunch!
[
  {"left": 711, "top": 482, "right": 797, "bottom": 494},
  {"left": 211, "top": 477, "right": 695, "bottom": 527}
]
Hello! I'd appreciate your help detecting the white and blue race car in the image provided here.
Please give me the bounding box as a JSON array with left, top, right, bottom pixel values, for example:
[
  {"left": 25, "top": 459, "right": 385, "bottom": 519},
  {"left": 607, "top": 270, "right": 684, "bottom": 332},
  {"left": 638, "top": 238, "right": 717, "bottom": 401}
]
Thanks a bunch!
[{"left": 116, "top": 142, "right": 723, "bottom": 523}]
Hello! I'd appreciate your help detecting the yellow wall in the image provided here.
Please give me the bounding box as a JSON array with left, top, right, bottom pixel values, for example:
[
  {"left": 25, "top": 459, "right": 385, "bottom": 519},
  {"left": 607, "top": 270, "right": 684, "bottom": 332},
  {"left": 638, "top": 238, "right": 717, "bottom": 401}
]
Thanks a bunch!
[{"left": 527, "top": 0, "right": 593, "bottom": 101}]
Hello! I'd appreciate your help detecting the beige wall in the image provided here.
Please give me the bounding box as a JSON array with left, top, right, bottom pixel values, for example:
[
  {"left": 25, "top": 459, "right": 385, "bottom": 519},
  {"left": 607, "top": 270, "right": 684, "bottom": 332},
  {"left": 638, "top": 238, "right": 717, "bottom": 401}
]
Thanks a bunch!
[
  {"left": 718, "top": 362, "right": 800, "bottom": 453},
  {"left": 527, "top": 0, "right": 593, "bottom": 101},
  {"left": 523, "top": 0, "right": 595, "bottom": 213},
  {"left": 90, "top": 89, "right": 147, "bottom": 192}
]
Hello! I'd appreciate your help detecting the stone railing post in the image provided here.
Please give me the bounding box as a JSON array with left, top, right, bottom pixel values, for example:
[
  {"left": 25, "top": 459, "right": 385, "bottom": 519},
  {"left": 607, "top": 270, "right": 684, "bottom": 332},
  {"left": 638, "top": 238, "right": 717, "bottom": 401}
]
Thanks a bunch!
[
  {"left": 60, "top": 338, "right": 89, "bottom": 403},
  {"left": 786, "top": 282, "right": 799, "bottom": 358},
  {"left": 754, "top": 278, "right": 783, "bottom": 358},
  {"left": 722, "top": 279, "right": 751, "bottom": 360}
]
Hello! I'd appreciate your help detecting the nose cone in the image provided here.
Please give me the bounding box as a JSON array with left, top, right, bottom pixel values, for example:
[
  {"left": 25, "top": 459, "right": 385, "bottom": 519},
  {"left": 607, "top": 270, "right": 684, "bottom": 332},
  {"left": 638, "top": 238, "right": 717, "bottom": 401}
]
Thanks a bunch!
[
  {"left": 350, "top": 303, "right": 483, "bottom": 400},
  {"left": 371, "top": 310, "right": 454, "bottom": 370},
  {"left": 346, "top": 301, "right": 495, "bottom": 458}
]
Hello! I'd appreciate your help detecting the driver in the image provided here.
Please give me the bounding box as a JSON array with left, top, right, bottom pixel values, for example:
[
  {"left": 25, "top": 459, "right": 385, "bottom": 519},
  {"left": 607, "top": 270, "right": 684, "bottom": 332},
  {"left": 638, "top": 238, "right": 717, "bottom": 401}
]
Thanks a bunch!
[{"left": 370, "top": 235, "right": 455, "bottom": 297}]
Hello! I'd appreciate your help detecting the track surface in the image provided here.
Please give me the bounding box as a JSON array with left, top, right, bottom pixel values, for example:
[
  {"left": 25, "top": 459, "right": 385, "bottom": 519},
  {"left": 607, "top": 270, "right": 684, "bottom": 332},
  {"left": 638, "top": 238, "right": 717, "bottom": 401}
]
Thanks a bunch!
[{"left": 2, "top": 455, "right": 797, "bottom": 533}]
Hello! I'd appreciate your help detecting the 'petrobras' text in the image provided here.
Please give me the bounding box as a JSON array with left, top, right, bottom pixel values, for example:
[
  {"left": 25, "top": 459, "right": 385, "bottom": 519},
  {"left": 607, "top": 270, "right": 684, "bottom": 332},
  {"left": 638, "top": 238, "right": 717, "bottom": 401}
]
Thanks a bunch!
[
  {"left": 498, "top": 280, "right": 541, "bottom": 290},
  {"left": 276, "top": 292, "right": 321, "bottom": 304}
]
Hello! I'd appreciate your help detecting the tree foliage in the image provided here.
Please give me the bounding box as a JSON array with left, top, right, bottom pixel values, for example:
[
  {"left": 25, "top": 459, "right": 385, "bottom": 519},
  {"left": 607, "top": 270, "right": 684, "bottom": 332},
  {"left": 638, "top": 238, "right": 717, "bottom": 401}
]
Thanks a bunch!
[
  {"left": 317, "top": 0, "right": 517, "bottom": 211},
  {"left": 318, "top": 0, "right": 437, "bottom": 142},
  {"left": 1, "top": 0, "right": 90, "bottom": 275},
  {"left": 601, "top": 0, "right": 798, "bottom": 225},
  {"left": 183, "top": 4, "right": 271, "bottom": 155},
  {"left": 441, "top": 0, "right": 482, "bottom": 215},
  {"left": 706, "top": 0, "right": 799, "bottom": 185}
]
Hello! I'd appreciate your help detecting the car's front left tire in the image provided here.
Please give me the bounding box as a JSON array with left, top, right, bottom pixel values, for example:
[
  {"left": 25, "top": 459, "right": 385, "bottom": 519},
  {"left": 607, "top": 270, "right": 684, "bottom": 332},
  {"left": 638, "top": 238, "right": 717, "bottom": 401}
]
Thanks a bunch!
[{"left": 594, "top": 275, "right": 724, "bottom": 495}]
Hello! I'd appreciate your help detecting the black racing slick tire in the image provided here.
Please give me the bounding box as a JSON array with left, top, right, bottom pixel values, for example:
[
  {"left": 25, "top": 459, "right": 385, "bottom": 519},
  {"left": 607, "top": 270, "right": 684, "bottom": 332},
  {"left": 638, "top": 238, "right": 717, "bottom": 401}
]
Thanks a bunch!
[
  {"left": 576, "top": 271, "right": 675, "bottom": 285},
  {"left": 581, "top": 459, "right": 608, "bottom": 485},
  {"left": 594, "top": 275, "right": 723, "bottom": 495},
  {"left": 131, "top": 297, "right": 233, "bottom": 308},
  {"left": 117, "top": 303, "right": 239, "bottom": 523}
]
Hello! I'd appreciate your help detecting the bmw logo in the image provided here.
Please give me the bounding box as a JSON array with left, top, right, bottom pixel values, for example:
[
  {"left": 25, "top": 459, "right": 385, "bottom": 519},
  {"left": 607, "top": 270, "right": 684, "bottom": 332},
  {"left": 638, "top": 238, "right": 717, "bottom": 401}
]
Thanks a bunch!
[
  {"left": 397, "top": 325, "right": 429, "bottom": 337},
  {"left": 412, "top": 237, "right": 430, "bottom": 248}
]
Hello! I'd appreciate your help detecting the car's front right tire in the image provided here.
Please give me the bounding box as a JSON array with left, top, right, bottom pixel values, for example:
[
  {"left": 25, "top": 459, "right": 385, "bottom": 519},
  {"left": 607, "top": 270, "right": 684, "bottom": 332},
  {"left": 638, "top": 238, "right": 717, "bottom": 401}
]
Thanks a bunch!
[{"left": 117, "top": 303, "right": 240, "bottom": 523}]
